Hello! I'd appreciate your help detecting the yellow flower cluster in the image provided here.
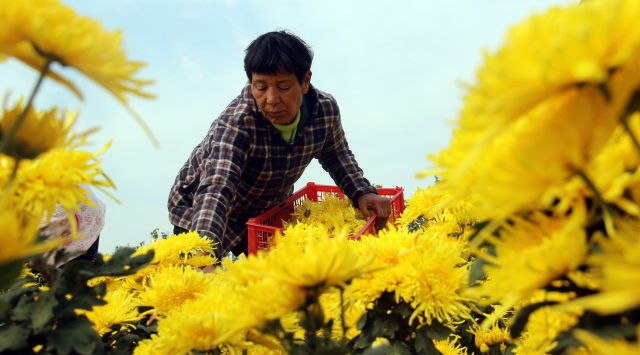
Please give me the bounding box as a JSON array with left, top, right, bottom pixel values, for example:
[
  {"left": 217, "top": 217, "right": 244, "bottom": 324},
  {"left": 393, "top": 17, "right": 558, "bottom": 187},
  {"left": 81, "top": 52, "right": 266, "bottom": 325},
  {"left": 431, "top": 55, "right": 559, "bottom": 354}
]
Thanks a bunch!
[{"left": 124, "top": 229, "right": 374, "bottom": 354}]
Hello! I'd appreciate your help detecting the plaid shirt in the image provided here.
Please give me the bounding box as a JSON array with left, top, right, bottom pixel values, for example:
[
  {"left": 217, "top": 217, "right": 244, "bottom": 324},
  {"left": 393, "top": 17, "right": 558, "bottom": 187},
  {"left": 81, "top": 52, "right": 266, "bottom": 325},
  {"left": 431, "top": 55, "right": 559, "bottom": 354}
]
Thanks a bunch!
[{"left": 168, "top": 82, "right": 377, "bottom": 254}]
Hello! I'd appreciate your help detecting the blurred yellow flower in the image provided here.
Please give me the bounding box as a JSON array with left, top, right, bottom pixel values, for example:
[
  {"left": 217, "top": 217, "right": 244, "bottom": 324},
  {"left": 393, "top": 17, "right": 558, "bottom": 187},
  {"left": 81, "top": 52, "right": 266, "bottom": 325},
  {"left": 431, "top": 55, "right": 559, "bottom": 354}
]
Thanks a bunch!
[
  {"left": 0, "top": 0, "right": 154, "bottom": 103},
  {"left": 423, "top": 0, "right": 640, "bottom": 223},
  {"left": 239, "top": 277, "right": 306, "bottom": 324},
  {"left": 0, "top": 97, "right": 79, "bottom": 160},
  {"left": 76, "top": 288, "right": 141, "bottom": 336},
  {"left": 557, "top": 215, "right": 640, "bottom": 315},
  {"left": 467, "top": 205, "right": 588, "bottom": 325},
  {"left": 142, "top": 291, "right": 253, "bottom": 354},
  {"left": 0, "top": 145, "right": 113, "bottom": 223},
  {"left": 0, "top": 0, "right": 157, "bottom": 145},
  {"left": 513, "top": 307, "right": 581, "bottom": 355},
  {"left": 571, "top": 327, "right": 640, "bottom": 355},
  {"left": 0, "top": 202, "right": 63, "bottom": 264},
  {"left": 371, "top": 337, "right": 390, "bottom": 348}
]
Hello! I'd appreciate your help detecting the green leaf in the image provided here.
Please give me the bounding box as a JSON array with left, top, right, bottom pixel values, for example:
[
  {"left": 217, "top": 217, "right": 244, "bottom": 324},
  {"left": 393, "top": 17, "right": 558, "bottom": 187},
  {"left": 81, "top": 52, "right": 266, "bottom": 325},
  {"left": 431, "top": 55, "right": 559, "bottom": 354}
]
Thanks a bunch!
[
  {"left": 93, "top": 248, "right": 154, "bottom": 277},
  {"left": 0, "top": 325, "right": 30, "bottom": 352},
  {"left": 510, "top": 302, "right": 556, "bottom": 338},
  {"left": 390, "top": 341, "right": 412, "bottom": 355},
  {"left": 112, "top": 333, "right": 141, "bottom": 353},
  {"left": 312, "top": 345, "right": 350, "bottom": 355},
  {"left": 47, "top": 318, "right": 100, "bottom": 355},
  {"left": 468, "top": 258, "right": 487, "bottom": 286},
  {"left": 380, "top": 317, "right": 400, "bottom": 337},
  {"left": 54, "top": 249, "right": 83, "bottom": 266},
  {"left": 31, "top": 290, "right": 59, "bottom": 329},
  {"left": 394, "top": 302, "right": 412, "bottom": 317},
  {"left": 415, "top": 327, "right": 443, "bottom": 355},
  {"left": 503, "top": 344, "right": 516, "bottom": 355},
  {"left": 0, "top": 259, "right": 26, "bottom": 291},
  {"left": 55, "top": 286, "right": 106, "bottom": 316},
  {"left": 137, "top": 321, "right": 158, "bottom": 334},
  {"left": 357, "top": 312, "right": 368, "bottom": 330},
  {"left": 425, "top": 321, "right": 451, "bottom": 341},
  {"left": 361, "top": 345, "right": 391, "bottom": 355}
]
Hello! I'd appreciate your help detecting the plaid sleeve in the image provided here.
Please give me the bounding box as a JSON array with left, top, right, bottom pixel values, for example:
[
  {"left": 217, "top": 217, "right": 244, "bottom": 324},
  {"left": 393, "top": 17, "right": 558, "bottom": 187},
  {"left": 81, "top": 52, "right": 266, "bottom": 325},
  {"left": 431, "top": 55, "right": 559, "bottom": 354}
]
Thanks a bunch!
[
  {"left": 317, "top": 97, "right": 378, "bottom": 206},
  {"left": 190, "top": 120, "right": 251, "bottom": 253}
]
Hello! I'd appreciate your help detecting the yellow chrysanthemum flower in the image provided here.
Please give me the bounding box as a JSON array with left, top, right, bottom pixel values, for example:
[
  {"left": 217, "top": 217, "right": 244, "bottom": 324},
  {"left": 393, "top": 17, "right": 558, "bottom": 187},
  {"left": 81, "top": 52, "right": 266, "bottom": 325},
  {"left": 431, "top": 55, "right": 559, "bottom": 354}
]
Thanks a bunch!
[
  {"left": 267, "top": 228, "right": 374, "bottom": 291},
  {"left": 0, "top": 98, "right": 81, "bottom": 160},
  {"left": 423, "top": 0, "right": 640, "bottom": 224},
  {"left": 571, "top": 327, "right": 640, "bottom": 355},
  {"left": 0, "top": 201, "right": 64, "bottom": 265},
  {"left": 397, "top": 185, "right": 477, "bottom": 230},
  {"left": 239, "top": 277, "right": 306, "bottom": 324},
  {"left": 0, "top": 0, "right": 157, "bottom": 144},
  {"left": 435, "top": 336, "right": 469, "bottom": 355},
  {"left": 141, "top": 292, "right": 253, "bottom": 354},
  {"left": 349, "top": 226, "right": 472, "bottom": 326},
  {"left": 467, "top": 204, "right": 588, "bottom": 325},
  {"left": 0, "top": 145, "right": 113, "bottom": 225},
  {"left": 0, "top": 0, "right": 153, "bottom": 103},
  {"left": 407, "top": 232, "right": 472, "bottom": 325},
  {"left": 76, "top": 288, "right": 141, "bottom": 336},
  {"left": 0, "top": 2, "right": 81, "bottom": 99},
  {"left": 513, "top": 307, "right": 581, "bottom": 355},
  {"left": 221, "top": 254, "right": 306, "bottom": 326},
  {"left": 557, "top": 215, "right": 640, "bottom": 315},
  {"left": 136, "top": 265, "right": 217, "bottom": 316},
  {"left": 468, "top": 322, "right": 510, "bottom": 353}
]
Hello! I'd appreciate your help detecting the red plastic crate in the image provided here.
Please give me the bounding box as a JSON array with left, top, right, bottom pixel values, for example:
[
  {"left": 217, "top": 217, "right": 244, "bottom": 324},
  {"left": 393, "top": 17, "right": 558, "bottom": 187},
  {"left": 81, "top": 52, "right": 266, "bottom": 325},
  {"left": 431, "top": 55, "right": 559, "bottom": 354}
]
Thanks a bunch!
[{"left": 246, "top": 182, "right": 405, "bottom": 255}]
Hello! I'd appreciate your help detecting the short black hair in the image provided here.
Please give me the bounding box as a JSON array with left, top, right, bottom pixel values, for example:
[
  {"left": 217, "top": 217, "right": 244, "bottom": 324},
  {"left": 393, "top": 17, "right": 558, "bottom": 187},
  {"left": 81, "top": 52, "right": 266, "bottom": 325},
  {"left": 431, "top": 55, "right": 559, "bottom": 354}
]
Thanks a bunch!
[{"left": 244, "top": 30, "right": 313, "bottom": 84}]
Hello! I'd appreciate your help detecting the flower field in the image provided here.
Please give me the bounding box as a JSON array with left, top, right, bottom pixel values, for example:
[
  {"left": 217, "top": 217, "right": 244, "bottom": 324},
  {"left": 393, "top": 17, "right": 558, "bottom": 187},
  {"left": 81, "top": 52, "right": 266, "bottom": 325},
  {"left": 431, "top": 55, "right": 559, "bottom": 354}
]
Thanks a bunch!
[{"left": 2, "top": 0, "right": 640, "bottom": 354}]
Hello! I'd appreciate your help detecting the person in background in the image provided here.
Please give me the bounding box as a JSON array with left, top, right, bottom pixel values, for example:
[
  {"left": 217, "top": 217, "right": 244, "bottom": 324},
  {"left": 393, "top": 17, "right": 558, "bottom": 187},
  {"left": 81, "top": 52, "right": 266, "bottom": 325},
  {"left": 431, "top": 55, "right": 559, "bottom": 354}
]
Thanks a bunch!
[
  {"left": 168, "top": 30, "right": 391, "bottom": 257},
  {"left": 39, "top": 185, "right": 106, "bottom": 264}
]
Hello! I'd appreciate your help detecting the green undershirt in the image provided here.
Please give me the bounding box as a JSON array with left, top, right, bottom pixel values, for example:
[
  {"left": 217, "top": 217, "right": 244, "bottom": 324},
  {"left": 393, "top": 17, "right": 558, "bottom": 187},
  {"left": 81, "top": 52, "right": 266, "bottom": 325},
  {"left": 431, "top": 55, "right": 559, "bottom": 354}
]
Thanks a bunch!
[{"left": 272, "top": 110, "right": 300, "bottom": 143}]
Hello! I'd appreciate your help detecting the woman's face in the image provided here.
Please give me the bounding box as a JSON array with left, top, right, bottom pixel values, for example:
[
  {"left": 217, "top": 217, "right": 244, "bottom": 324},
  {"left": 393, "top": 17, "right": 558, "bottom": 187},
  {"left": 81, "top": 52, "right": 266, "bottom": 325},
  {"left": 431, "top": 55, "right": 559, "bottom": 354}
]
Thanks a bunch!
[{"left": 251, "top": 70, "right": 311, "bottom": 125}]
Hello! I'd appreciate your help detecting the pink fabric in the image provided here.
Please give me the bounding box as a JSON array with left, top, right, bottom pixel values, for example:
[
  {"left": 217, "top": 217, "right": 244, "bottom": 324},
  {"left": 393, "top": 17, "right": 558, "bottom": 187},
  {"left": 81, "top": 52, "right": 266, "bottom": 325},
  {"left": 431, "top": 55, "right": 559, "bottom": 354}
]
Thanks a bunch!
[{"left": 39, "top": 185, "right": 106, "bottom": 263}]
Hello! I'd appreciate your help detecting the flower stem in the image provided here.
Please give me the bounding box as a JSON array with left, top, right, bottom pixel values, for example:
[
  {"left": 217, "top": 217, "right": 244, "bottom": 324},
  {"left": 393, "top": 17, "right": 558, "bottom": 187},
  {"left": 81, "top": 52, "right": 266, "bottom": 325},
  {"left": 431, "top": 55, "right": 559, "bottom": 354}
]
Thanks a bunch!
[
  {"left": 339, "top": 287, "right": 346, "bottom": 344},
  {"left": 0, "top": 60, "right": 52, "bottom": 154},
  {"left": 577, "top": 171, "right": 606, "bottom": 208}
]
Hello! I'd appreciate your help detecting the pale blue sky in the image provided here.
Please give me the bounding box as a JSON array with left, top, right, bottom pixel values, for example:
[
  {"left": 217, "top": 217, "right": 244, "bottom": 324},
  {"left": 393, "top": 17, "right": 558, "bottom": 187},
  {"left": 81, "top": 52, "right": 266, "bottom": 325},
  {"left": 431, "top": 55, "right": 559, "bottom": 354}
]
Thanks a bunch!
[{"left": 1, "top": 0, "right": 569, "bottom": 252}]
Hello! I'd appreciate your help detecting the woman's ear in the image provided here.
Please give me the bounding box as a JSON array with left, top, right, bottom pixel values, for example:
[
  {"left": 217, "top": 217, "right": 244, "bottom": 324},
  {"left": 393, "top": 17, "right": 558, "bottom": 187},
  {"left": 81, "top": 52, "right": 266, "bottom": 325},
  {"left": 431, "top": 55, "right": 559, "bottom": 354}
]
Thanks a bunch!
[{"left": 301, "top": 70, "right": 312, "bottom": 94}]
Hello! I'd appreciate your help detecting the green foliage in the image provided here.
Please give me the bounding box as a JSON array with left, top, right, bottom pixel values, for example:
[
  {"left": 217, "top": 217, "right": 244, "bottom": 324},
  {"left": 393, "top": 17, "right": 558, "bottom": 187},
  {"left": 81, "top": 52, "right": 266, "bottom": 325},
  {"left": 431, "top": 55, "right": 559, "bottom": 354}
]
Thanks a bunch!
[
  {"left": 348, "top": 291, "right": 445, "bottom": 355},
  {"left": 0, "top": 247, "right": 154, "bottom": 355}
]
